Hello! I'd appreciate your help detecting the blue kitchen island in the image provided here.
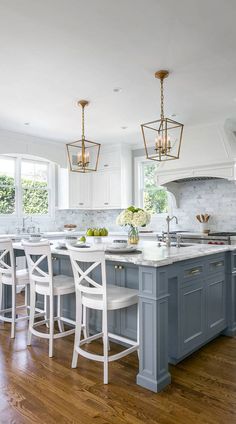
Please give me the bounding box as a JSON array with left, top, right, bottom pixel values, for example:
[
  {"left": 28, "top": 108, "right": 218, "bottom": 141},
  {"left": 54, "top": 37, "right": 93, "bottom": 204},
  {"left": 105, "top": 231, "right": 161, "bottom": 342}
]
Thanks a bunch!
[{"left": 11, "top": 241, "right": 236, "bottom": 393}]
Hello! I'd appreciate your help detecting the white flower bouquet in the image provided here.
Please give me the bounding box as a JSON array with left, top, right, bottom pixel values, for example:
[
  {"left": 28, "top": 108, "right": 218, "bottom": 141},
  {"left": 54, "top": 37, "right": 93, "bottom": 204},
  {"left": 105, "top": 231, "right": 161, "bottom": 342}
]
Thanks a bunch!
[{"left": 116, "top": 206, "right": 151, "bottom": 228}]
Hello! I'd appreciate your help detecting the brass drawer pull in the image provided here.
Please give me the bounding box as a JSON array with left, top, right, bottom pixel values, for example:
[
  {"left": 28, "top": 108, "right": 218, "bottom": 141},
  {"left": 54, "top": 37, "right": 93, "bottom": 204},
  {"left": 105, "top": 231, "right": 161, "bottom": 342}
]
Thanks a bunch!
[
  {"left": 189, "top": 268, "right": 201, "bottom": 275},
  {"left": 214, "top": 262, "right": 223, "bottom": 267}
]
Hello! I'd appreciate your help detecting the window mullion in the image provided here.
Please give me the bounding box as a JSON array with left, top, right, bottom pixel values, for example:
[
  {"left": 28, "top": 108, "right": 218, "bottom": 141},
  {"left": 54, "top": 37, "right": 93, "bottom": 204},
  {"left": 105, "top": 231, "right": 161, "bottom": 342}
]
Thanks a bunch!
[{"left": 15, "top": 157, "right": 22, "bottom": 219}]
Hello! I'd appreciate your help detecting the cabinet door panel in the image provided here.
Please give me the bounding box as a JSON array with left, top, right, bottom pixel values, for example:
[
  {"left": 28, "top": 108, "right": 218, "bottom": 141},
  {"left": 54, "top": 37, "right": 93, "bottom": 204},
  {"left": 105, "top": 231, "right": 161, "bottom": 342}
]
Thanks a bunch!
[
  {"left": 180, "top": 282, "right": 205, "bottom": 354},
  {"left": 69, "top": 172, "right": 91, "bottom": 208},
  {"left": 92, "top": 173, "right": 109, "bottom": 208},
  {"left": 108, "top": 170, "right": 121, "bottom": 207},
  {"left": 207, "top": 276, "right": 226, "bottom": 337}
]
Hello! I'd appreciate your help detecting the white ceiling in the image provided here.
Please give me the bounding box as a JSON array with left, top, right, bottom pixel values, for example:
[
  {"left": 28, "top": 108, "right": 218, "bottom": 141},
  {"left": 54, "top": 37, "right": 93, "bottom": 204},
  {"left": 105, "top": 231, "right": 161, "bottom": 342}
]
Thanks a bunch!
[{"left": 0, "top": 0, "right": 236, "bottom": 146}]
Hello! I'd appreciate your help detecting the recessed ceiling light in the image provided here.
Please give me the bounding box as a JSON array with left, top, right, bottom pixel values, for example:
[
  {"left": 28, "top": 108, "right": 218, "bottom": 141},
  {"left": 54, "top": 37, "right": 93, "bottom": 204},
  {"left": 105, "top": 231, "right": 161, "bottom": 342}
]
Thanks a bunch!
[
  {"left": 113, "top": 87, "right": 122, "bottom": 93},
  {"left": 121, "top": 126, "right": 127, "bottom": 129},
  {"left": 24, "top": 122, "right": 30, "bottom": 125}
]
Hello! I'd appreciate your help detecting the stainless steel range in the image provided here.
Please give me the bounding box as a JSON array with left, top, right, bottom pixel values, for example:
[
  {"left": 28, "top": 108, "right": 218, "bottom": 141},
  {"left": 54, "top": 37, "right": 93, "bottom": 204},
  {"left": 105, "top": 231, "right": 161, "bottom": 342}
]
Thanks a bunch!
[{"left": 175, "top": 231, "right": 236, "bottom": 245}]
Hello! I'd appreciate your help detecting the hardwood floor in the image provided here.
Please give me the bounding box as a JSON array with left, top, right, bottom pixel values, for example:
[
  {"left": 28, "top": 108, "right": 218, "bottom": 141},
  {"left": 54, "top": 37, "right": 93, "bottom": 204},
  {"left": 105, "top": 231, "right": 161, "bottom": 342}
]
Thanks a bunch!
[{"left": 1, "top": 300, "right": 236, "bottom": 423}]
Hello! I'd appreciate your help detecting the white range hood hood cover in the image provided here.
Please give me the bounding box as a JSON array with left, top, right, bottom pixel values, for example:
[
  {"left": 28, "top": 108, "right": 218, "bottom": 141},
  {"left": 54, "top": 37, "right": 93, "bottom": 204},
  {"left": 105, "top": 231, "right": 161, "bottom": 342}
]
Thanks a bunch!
[{"left": 156, "top": 119, "right": 236, "bottom": 186}]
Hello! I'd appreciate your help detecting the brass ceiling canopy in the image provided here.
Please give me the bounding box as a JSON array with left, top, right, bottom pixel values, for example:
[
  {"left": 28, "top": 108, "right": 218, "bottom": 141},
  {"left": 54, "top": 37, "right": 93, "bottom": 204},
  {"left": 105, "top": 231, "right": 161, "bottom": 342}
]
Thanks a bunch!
[
  {"left": 141, "top": 70, "right": 184, "bottom": 162},
  {"left": 66, "top": 100, "right": 101, "bottom": 173}
]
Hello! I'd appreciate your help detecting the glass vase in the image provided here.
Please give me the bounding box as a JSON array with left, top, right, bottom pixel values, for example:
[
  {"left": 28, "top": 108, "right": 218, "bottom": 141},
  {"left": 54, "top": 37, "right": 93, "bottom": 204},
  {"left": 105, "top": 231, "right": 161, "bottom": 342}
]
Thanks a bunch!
[{"left": 128, "top": 226, "right": 139, "bottom": 245}]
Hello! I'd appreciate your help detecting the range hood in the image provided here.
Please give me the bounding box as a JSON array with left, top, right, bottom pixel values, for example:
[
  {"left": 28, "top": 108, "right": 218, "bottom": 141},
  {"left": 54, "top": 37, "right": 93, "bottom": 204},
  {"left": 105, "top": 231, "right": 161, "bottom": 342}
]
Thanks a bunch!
[{"left": 156, "top": 119, "right": 236, "bottom": 186}]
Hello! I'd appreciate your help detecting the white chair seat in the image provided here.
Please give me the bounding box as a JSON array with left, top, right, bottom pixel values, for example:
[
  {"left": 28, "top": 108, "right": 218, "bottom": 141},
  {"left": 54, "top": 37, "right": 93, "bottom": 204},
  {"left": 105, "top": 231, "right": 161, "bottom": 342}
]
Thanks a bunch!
[
  {"left": 2, "top": 268, "right": 29, "bottom": 286},
  {"left": 82, "top": 284, "right": 138, "bottom": 310},
  {"left": 35, "top": 274, "right": 75, "bottom": 296}
]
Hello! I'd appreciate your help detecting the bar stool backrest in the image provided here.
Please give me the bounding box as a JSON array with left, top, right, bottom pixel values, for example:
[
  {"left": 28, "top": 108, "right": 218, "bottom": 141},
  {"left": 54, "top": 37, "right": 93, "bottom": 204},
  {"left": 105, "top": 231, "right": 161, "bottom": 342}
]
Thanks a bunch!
[
  {"left": 23, "top": 241, "right": 53, "bottom": 288},
  {"left": 0, "top": 238, "right": 15, "bottom": 279},
  {"left": 68, "top": 246, "right": 107, "bottom": 302}
]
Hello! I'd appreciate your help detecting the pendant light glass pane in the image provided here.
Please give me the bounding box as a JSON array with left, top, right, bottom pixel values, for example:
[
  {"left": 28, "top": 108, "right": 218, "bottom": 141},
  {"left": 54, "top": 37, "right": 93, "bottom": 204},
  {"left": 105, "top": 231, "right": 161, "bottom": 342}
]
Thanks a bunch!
[
  {"left": 141, "top": 118, "right": 183, "bottom": 161},
  {"left": 67, "top": 139, "right": 100, "bottom": 173}
]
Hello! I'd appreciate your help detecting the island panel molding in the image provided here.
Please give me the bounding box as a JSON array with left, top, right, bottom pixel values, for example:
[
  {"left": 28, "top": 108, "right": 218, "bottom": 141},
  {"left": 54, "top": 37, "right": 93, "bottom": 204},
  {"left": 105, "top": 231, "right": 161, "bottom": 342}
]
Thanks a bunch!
[{"left": 137, "top": 266, "right": 171, "bottom": 392}]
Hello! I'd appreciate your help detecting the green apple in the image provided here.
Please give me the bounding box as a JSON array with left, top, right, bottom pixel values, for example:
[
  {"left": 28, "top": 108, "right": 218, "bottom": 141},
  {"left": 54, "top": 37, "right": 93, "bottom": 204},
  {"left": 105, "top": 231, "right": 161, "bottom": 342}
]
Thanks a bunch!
[
  {"left": 79, "top": 236, "right": 86, "bottom": 243},
  {"left": 99, "top": 228, "right": 108, "bottom": 236},
  {"left": 86, "top": 228, "right": 94, "bottom": 236},
  {"left": 94, "top": 228, "right": 100, "bottom": 236},
  {"left": 103, "top": 228, "right": 108, "bottom": 236}
]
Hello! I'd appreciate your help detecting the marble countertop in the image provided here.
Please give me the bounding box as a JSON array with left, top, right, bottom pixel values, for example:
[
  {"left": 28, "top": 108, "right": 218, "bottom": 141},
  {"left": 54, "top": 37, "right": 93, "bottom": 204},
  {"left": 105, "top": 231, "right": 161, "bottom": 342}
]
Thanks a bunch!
[{"left": 12, "top": 240, "right": 235, "bottom": 268}]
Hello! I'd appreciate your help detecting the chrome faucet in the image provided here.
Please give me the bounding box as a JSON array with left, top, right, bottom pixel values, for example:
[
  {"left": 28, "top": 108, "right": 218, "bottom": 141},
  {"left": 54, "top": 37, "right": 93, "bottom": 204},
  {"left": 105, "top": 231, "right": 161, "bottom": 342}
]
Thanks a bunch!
[
  {"left": 165, "top": 215, "right": 178, "bottom": 247},
  {"left": 21, "top": 217, "right": 31, "bottom": 233}
]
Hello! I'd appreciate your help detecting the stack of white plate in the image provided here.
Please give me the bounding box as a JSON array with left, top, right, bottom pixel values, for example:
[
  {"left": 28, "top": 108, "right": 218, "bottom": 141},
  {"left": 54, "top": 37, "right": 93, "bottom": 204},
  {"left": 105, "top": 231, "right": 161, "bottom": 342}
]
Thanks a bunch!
[{"left": 106, "top": 244, "right": 138, "bottom": 253}]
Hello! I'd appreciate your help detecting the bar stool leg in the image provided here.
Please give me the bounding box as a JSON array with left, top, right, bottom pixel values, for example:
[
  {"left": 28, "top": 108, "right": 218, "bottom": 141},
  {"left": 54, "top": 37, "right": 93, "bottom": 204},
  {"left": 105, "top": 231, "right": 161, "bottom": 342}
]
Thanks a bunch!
[
  {"left": 11, "top": 284, "right": 16, "bottom": 339},
  {"left": 82, "top": 306, "right": 88, "bottom": 339},
  {"left": 49, "top": 294, "right": 54, "bottom": 358},
  {"left": 0, "top": 281, "right": 2, "bottom": 318},
  {"left": 72, "top": 292, "right": 82, "bottom": 368},
  {"left": 102, "top": 310, "right": 109, "bottom": 384},
  {"left": 44, "top": 295, "right": 49, "bottom": 328},
  {"left": 28, "top": 285, "right": 36, "bottom": 346},
  {"left": 57, "top": 295, "right": 64, "bottom": 333}
]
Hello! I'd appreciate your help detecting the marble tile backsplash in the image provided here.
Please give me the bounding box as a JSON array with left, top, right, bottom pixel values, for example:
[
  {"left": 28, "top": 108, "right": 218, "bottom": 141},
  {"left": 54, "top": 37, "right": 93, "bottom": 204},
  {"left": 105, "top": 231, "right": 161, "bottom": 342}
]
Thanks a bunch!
[
  {"left": 168, "top": 179, "right": 236, "bottom": 232},
  {"left": 55, "top": 209, "right": 123, "bottom": 232}
]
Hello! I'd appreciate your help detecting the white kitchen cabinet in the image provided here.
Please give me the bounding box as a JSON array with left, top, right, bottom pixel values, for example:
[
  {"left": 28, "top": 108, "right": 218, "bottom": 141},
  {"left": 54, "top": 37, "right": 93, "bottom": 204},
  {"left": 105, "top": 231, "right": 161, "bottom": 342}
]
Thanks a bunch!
[
  {"left": 92, "top": 169, "right": 121, "bottom": 209},
  {"left": 98, "top": 151, "right": 120, "bottom": 171},
  {"left": 92, "top": 172, "right": 109, "bottom": 208},
  {"left": 58, "top": 144, "right": 132, "bottom": 210},
  {"left": 69, "top": 172, "right": 91, "bottom": 208},
  {"left": 58, "top": 168, "right": 92, "bottom": 209}
]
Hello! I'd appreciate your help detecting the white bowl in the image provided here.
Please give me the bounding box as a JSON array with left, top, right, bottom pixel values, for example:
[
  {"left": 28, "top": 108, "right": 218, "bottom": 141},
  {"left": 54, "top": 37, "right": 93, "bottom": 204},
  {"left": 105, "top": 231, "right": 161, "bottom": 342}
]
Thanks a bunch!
[{"left": 29, "top": 234, "right": 42, "bottom": 241}]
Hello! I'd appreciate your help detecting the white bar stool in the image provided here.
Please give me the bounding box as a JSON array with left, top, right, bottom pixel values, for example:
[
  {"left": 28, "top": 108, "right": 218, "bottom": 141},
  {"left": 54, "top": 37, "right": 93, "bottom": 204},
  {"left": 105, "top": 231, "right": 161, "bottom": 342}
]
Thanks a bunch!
[
  {"left": 23, "top": 241, "right": 76, "bottom": 357},
  {"left": 0, "top": 239, "right": 31, "bottom": 338},
  {"left": 68, "top": 246, "right": 139, "bottom": 385}
]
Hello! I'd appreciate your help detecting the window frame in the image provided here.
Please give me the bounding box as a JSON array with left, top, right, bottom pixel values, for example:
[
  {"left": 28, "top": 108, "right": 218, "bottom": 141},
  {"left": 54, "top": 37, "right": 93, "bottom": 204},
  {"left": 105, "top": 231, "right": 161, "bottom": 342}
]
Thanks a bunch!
[
  {"left": 0, "top": 154, "right": 55, "bottom": 220},
  {"left": 134, "top": 156, "right": 172, "bottom": 216}
]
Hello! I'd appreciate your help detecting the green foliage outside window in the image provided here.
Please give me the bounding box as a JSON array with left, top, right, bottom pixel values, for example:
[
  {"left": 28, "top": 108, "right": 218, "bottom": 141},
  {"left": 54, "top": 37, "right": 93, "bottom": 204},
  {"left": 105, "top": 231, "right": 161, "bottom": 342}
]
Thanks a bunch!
[
  {"left": 0, "top": 175, "right": 48, "bottom": 215},
  {"left": 143, "top": 163, "right": 168, "bottom": 214},
  {"left": 0, "top": 175, "right": 15, "bottom": 214}
]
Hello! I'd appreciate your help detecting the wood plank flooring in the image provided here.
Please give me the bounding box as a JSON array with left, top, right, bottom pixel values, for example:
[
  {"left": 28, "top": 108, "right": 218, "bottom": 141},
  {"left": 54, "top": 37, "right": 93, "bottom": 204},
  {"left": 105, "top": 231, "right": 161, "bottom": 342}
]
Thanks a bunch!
[{"left": 1, "top": 302, "right": 236, "bottom": 423}]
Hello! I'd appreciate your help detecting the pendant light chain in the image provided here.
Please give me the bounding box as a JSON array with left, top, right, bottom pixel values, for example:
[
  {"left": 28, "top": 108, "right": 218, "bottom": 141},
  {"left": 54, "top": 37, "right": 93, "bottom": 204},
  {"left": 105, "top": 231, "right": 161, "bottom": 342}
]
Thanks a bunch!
[
  {"left": 81, "top": 104, "right": 85, "bottom": 140},
  {"left": 160, "top": 77, "right": 164, "bottom": 120}
]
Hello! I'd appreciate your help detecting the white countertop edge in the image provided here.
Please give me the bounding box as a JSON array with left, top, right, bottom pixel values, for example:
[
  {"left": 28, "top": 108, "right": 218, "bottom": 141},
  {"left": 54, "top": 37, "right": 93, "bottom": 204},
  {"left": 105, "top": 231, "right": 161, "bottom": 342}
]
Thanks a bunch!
[{"left": 12, "top": 241, "right": 235, "bottom": 268}]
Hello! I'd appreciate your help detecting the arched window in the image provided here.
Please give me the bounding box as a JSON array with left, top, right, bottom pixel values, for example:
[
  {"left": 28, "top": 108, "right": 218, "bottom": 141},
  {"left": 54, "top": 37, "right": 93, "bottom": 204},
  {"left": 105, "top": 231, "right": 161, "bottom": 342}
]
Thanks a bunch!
[{"left": 0, "top": 154, "right": 55, "bottom": 218}]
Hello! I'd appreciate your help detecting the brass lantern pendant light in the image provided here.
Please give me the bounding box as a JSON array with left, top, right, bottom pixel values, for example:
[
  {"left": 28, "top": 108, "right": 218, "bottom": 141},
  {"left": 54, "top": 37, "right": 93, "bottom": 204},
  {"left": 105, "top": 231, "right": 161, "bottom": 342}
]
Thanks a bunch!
[
  {"left": 66, "top": 100, "right": 101, "bottom": 173},
  {"left": 141, "top": 70, "right": 184, "bottom": 162}
]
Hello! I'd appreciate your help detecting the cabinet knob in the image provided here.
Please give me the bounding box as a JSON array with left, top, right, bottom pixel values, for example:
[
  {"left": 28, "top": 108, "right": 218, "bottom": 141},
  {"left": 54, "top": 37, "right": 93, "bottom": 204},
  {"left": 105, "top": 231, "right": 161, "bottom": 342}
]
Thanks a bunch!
[
  {"left": 104, "top": 202, "right": 109, "bottom": 205},
  {"left": 104, "top": 164, "right": 109, "bottom": 167},
  {"left": 114, "top": 265, "right": 123, "bottom": 270},
  {"left": 79, "top": 202, "right": 84, "bottom": 205}
]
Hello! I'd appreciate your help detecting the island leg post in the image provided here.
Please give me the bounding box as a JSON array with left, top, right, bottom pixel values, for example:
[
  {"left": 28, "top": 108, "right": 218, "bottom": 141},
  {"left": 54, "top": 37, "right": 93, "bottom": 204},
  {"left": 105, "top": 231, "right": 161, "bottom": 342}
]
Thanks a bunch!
[{"left": 136, "top": 266, "right": 171, "bottom": 392}]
